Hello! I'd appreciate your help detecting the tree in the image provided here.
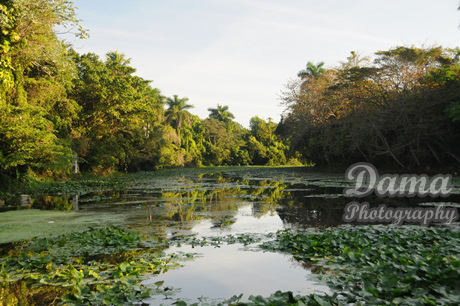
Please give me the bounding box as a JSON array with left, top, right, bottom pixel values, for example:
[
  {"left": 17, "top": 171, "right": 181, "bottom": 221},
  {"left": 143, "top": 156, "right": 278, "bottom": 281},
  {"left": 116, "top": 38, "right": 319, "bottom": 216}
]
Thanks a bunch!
[
  {"left": 70, "top": 51, "right": 165, "bottom": 173},
  {"left": 0, "top": 0, "right": 86, "bottom": 176},
  {"left": 297, "top": 61, "right": 325, "bottom": 79},
  {"left": 165, "top": 95, "right": 194, "bottom": 130},
  {"left": 282, "top": 46, "right": 460, "bottom": 169},
  {"left": 207, "top": 104, "right": 235, "bottom": 123},
  {"left": 248, "top": 117, "right": 287, "bottom": 165},
  {"left": 201, "top": 118, "right": 249, "bottom": 166}
]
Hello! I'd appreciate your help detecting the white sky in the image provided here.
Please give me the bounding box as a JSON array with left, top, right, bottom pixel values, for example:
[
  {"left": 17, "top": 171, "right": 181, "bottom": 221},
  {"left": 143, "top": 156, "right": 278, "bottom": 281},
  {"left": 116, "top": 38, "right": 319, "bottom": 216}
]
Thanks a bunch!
[{"left": 67, "top": 0, "right": 460, "bottom": 127}]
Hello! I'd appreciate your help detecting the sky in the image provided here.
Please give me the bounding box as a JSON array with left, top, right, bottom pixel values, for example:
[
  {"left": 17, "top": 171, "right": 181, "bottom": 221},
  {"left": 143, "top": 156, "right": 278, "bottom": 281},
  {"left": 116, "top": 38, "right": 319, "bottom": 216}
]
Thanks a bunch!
[{"left": 66, "top": 0, "right": 460, "bottom": 127}]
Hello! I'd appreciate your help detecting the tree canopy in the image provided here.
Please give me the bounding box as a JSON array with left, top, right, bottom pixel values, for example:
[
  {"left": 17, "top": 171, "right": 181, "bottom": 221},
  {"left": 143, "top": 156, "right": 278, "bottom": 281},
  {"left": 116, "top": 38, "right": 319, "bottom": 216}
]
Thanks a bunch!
[
  {"left": 281, "top": 46, "right": 460, "bottom": 169},
  {"left": 0, "top": 0, "right": 297, "bottom": 180},
  {"left": 208, "top": 104, "right": 235, "bottom": 123}
]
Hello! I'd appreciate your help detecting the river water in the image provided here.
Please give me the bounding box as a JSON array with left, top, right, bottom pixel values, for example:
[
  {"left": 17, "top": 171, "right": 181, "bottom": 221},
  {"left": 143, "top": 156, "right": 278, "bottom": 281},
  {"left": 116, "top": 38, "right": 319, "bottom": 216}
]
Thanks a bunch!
[{"left": 29, "top": 169, "right": 460, "bottom": 304}]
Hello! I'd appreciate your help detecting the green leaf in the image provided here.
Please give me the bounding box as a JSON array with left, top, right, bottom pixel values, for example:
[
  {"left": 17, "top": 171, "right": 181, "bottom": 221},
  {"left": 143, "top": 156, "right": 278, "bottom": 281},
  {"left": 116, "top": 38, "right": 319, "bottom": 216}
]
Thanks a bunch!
[{"left": 119, "top": 262, "right": 130, "bottom": 272}]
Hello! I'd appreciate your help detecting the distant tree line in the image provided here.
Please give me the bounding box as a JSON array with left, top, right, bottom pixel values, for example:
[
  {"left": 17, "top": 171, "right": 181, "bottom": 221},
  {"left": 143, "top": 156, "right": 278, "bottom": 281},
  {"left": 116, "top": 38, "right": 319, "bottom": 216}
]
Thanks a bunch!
[
  {"left": 0, "top": 0, "right": 299, "bottom": 182},
  {"left": 278, "top": 47, "right": 460, "bottom": 170}
]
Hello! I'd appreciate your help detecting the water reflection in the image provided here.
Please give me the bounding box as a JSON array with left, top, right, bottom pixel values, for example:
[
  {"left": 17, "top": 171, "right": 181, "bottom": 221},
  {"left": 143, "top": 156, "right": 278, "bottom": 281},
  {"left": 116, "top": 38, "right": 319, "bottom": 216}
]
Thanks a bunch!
[
  {"left": 143, "top": 244, "right": 331, "bottom": 305},
  {"left": 30, "top": 173, "right": 460, "bottom": 230},
  {"left": 32, "top": 195, "right": 74, "bottom": 211},
  {"left": 72, "top": 195, "right": 79, "bottom": 211}
]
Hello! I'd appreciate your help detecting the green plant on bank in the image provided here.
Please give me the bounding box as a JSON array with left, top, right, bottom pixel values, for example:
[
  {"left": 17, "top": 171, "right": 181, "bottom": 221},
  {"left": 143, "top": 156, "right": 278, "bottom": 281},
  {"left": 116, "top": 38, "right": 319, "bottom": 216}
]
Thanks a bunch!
[
  {"left": 261, "top": 226, "right": 460, "bottom": 305},
  {"left": 0, "top": 227, "right": 189, "bottom": 305},
  {"left": 170, "top": 233, "right": 264, "bottom": 248},
  {"left": 173, "top": 291, "right": 338, "bottom": 306}
]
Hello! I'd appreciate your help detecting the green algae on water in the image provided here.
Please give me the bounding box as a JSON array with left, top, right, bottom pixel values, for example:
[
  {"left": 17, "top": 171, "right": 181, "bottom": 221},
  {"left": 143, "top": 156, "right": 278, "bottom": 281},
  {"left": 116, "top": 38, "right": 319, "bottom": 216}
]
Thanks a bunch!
[{"left": 0, "top": 209, "right": 126, "bottom": 243}]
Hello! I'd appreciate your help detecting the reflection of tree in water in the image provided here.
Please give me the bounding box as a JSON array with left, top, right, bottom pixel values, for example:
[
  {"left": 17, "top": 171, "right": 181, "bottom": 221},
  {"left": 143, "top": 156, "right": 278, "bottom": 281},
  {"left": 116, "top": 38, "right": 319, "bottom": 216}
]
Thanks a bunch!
[
  {"left": 154, "top": 176, "right": 292, "bottom": 228},
  {"left": 32, "top": 195, "right": 74, "bottom": 211},
  {"left": 31, "top": 172, "right": 460, "bottom": 232},
  {"left": 275, "top": 188, "right": 434, "bottom": 227},
  {"left": 277, "top": 195, "right": 348, "bottom": 227},
  {"left": 211, "top": 215, "right": 237, "bottom": 228},
  {"left": 27, "top": 175, "right": 356, "bottom": 228},
  {"left": 250, "top": 181, "right": 287, "bottom": 218}
]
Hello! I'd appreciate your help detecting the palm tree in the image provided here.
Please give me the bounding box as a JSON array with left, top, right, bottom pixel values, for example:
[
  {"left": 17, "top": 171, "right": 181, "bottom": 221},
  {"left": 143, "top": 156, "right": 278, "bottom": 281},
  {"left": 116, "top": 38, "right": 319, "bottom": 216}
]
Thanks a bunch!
[
  {"left": 105, "top": 51, "right": 135, "bottom": 75},
  {"left": 207, "top": 104, "right": 235, "bottom": 122},
  {"left": 297, "top": 61, "right": 325, "bottom": 79},
  {"left": 165, "top": 95, "right": 194, "bottom": 130}
]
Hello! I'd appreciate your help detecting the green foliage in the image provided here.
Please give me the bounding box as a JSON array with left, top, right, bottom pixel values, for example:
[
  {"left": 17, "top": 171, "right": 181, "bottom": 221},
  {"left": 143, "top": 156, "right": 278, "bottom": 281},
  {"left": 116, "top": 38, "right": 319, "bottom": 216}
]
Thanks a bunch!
[
  {"left": 0, "top": 1, "right": 18, "bottom": 94},
  {"left": 175, "top": 291, "right": 339, "bottom": 306},
  {"left": 248, "top": 117, "right": 288, "bottom": 165},
  {"left": 298, "top": 61, "right": 326, "bottom": 79},
  {"left": 171, "top": 233, "right": 263, "bottom": 248},
  {"left": 0, "top": 227, "right": 181, "bottom": 305},
  {"left": 0, "top": 0, "right": 85, "bottom": 178},
  {"left": 262, "top": 226, "right": 460, "bottom": 305},
  {"left": 208, "top": 104, "right": 235, "bottom": 123},
  {"left": 281, "top": 46, "right": 460, "bottom": 168},
  {"left": 0, "top": 104, "right": 73, "bottom": 172},
  {"left": 165, "top": 95, "right": 194, "bottom": 130}
]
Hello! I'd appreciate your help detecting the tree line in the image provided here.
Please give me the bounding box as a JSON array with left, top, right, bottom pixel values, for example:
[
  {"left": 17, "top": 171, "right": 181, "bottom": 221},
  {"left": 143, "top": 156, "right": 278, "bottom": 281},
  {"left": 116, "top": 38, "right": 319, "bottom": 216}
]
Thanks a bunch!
[
  {"left": 0, "top": 0, "right": 299, "bottom": 183},
  {"left": 2, "top": 0, "right": 457, "bottom": 187},
  {"left": 278, "top": 47, "right": 460, "bottom": 170}
]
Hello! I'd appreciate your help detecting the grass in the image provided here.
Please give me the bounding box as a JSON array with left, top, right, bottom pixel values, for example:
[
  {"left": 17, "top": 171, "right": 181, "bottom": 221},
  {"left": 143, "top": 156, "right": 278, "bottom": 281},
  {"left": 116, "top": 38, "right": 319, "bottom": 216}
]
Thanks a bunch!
[{"left": 0, "top": 209, "right": 126, "bottom": 244}]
